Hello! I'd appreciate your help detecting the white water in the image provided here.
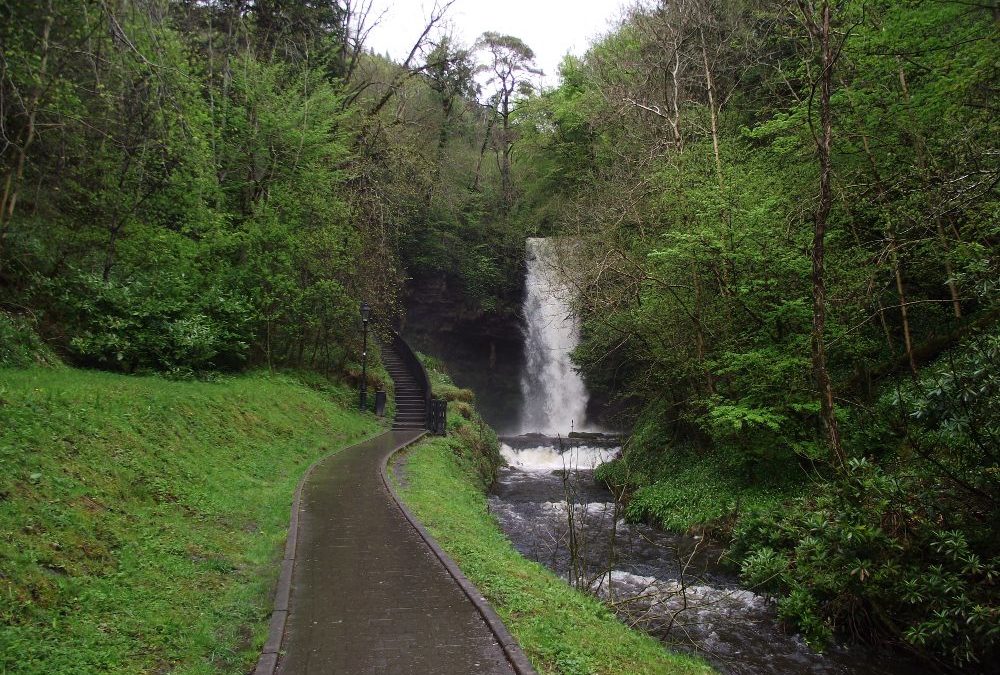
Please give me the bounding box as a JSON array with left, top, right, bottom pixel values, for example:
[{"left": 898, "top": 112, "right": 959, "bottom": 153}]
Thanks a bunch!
[
  {"left": 500, "top": 442, "right": 618, "bottom": 472},
  {"left": 489, "top": 443, "right": 906, "bottom": 674},
  {"left": 519, "top": 237, "right": 592, "bottom": 434}
]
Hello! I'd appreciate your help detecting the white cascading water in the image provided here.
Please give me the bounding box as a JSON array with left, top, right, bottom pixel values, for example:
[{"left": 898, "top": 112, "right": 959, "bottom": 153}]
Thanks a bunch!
[{"left": 519, "top": 237, "right": 591, "bottom": 434}]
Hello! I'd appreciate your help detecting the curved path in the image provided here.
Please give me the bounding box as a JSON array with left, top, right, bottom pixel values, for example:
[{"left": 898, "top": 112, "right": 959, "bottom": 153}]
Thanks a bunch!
[{"left": 260, "top": 428, "right": 528, "bottom": 674}]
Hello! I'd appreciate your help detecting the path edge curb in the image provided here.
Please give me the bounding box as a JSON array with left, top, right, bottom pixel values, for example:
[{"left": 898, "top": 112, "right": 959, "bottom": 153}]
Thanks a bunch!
[
  {"left": 252, "top": 429, "right": 388, "bottom": 675},
  {"left": 381, "top": 439, "right": 538, "bottom": 675}
]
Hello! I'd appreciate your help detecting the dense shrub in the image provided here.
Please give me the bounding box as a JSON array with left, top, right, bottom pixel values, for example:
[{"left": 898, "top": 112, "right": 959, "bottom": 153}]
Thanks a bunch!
[
  {"left": 0, "top": 312, "right": 59, "bottom": 368},
  {"left": 732, "top": 333, "right": 1000, "bottom": 668},
  {"left": 595, "top": 402, "right": 802, "bottom": 531},
  {"left": 37, "top": 272, "right": 251, "bottom": 375}
]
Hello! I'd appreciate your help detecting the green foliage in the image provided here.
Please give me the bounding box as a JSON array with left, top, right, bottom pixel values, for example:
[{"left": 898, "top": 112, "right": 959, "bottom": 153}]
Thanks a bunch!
[
  {"left": 596, "top": 407, "right": 800, "bottom": 533},
  {"left": 0, "top": 312, "right": 59, "bottom": 368},
  {"left": 733, "top": 457, "right": 998, "bottom": 665},
  {"left": 393, "top": 438, "right": 713, "bottom": 675},
  {"left": 1, "top": 2, "right": 372, "bottom": 377},
  {"left": 0, "top": 366, "right": 380, "bottom": 673},
  {"left": 523, "top": 0, "right": 998, "bottom": 466},
  {"left": 419, "top": 356, "right": 502, "bottom": 486},
  {"left": 731, "top": 332, "right": 1000, "bottom": 667},
  {"left": 520, "top": 3, "right": 998, "bottom": 666},
  {"left": 37, "top": 272, "right": 251, "bottom": 375}
]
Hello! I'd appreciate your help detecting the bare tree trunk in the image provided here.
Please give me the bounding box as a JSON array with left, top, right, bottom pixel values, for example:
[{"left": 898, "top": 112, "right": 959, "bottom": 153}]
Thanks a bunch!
[
  {"left": 473, "top": 105, "right": 496, "bottom": 191},
  {"left": 889, "top": 232, "right": 918, "bottom": 378},
  {"left": 692, "top": 261, "right": 713, "bottom": 394},
  {"left": 699, "top": 28, "right": 723, "bottom": 186},
  {"left": 856, "top": 132, "right": 898, "bottom": 355},
  {"left": 499, "top": 88, "right": 514, "bottom": 212},
  {"left": 103, "top": 225, "right": 122, "bottom": 283},
  {"left": 0, "top": 2, "right": 54, "bottom": 265},
  {"left": 937, "top": 219, "right": 962, "bottom": 318},
  {"left": 803, "top": 0, "right": 845, "bottom": 467},
  {"left": 670, "top": 48, "right": 684, "bottom": 150},
  {"left": 845, "top": 91, "right": 906, "bottom": 361}
]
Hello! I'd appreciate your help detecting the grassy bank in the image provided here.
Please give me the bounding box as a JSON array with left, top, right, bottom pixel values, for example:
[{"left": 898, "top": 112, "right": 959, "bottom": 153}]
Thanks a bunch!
[
  {"left": 393, "top": 437, "right": 714, "bottom": 675},
  {"left": 593, "top": 410, "right": 802, "bottom": 534},
  {"left": 594, "top": 443, "right": 800, "bottom": 534},
  {"left": 0, "top": 367, "right": 380, "bottom": 674}
]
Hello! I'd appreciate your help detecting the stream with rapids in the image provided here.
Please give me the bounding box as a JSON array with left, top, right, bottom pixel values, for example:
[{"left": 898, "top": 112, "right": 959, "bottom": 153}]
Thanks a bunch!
[
  {"left": 489, "top": 438, "right": 911, "bottom": 674},
  {"left": 484, "top": 238, "right": 911, "bottom": 674}
]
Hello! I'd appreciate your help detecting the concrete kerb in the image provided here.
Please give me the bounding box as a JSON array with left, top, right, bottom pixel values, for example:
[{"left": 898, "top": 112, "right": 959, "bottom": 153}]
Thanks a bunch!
[
  {"left": 380, "top": 440, "right": 538, "bottom": 675},
  {"left": 252, "top": 429, "right": 394, "bottom": 675}
]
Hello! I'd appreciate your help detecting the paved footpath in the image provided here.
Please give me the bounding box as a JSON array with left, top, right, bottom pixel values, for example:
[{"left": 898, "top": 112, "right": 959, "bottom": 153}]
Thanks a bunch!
[{"left": 274, "top": 430, "right": 520, "bottom": 674}]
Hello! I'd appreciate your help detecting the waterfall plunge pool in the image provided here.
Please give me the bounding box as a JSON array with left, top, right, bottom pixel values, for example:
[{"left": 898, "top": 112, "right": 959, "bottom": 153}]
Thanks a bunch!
[{"left": 490, "top": 439, "right": 915, "bottom": 675}]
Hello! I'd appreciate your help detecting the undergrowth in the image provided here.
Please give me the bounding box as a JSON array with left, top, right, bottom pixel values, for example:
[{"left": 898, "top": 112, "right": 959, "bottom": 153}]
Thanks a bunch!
[{"left": 595, "top": 436, "right": 801, "bottom": 534}]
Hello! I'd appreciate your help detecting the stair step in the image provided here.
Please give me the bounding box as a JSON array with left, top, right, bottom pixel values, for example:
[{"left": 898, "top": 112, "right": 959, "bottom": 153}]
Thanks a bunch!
[{"left": 382, "top": 343, "right": 428, "bottom": 428}]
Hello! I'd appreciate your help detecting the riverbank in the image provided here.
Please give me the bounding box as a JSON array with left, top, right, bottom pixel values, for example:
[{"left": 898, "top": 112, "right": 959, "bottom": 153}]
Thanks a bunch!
[
  {"left": 594, "top": 436, "right": 800, "bottom": 536},
  {"left": 392, "top": 435, "right": 714, "bottom": 675},
  {"left": 0, "top": 366, "right": 380, "bottom": 673}
]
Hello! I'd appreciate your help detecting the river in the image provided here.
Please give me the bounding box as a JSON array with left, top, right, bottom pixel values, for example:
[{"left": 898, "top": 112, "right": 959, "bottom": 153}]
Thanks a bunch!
[
  {"left": 409, "top": 236, "right": 914, "bottom": 673},
  {"left": 489, "top": 437, "right": 912, "bottom": 674}
]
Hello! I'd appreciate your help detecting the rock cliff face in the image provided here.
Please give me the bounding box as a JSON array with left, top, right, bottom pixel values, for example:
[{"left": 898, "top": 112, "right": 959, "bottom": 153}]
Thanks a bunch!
[{"left": 401, "top": 274, "right": 526, "bottom": 434}]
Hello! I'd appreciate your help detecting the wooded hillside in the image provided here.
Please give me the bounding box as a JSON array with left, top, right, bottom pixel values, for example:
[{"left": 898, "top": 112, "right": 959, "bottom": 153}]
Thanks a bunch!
[
  {"left": 508, "top": 1, "right": 997, "bottom": 667},
  {"left": 1, "top": 0, "right": 528, "bottom": 375}
]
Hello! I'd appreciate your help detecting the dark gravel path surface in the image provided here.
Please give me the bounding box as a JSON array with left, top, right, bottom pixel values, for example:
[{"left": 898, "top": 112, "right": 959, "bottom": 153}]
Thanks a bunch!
[{"left": 276, "top": 429, "right": 517, "bottom": 674}]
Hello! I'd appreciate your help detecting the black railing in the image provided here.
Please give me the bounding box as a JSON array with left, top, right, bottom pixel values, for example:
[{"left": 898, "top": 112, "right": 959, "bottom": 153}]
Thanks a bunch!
[
  {"left": 388, "top": 329, "right": 447, "bottom": 435},
  {"left": 427, "top": 398, "right": 447, "bottom": 435}
]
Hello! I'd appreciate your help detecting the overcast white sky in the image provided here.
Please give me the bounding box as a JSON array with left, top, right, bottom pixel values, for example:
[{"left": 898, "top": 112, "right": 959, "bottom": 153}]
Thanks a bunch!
[{"left": 364, "top": 0, "right": 630, "bottom": 89}]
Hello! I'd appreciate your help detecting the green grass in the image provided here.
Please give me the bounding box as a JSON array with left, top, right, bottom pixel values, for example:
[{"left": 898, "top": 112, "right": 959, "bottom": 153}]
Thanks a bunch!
[
  {"left": 0, "top": 366, "right": 381, "bottom": 674},
  {"left": 596, "top": 447, "right": 798, "bottom": 534},
  {"left": 393, "top": 438, "right": 714, "bottom": 675}
]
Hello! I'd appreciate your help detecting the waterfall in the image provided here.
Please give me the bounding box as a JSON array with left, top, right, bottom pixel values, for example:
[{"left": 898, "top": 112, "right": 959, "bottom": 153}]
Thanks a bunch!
[{"left": 519, "top": 237, "right": 591, "bottom": 434}]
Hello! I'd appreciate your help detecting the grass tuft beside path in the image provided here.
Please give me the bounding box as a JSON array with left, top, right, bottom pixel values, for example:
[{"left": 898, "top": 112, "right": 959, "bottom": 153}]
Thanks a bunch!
[
  {"left": 0, "top": 367, "right": 380, "bottom": 674},
  {"left": 394, "top": 437, "right": 715, "bottom": 675}
]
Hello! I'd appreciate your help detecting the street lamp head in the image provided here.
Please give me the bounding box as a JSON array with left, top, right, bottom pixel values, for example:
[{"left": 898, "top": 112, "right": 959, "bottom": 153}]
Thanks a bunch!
[{"left": 360, "top": 301, "right": 371, "bottom": 323}]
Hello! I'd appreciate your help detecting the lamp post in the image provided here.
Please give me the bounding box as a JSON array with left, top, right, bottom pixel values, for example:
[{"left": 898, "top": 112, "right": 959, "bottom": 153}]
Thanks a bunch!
[{"left": 360, "top": 301, "right": 371, "bottom": 412}]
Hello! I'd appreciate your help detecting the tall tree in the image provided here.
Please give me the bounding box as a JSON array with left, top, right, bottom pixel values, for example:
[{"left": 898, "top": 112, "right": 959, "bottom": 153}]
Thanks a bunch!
[
  {"left": 425, "top": 35, "right": 476, "bottom": 166},
  {"left": 797, "top": 0, "right": 845, "bottom": 467},
  {"left": 475, "top": 32, "right": 541, "bottom": 211}
]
